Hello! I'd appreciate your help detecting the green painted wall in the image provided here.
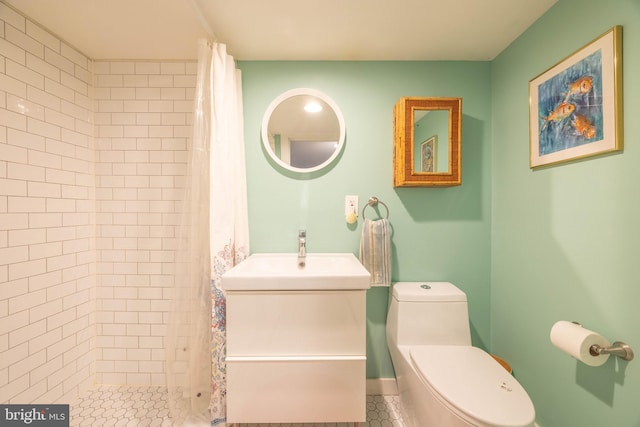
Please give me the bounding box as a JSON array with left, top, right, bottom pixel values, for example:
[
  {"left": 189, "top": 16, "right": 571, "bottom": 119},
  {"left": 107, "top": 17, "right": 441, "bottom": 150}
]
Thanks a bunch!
[
  {"left": 238, "top": 61, "right": 492, "bottom": 379},
  {"left": 491, "top": 0, "right": 640, "bottom": 425},
  {"left": 238, "top": 1, "right": 639, "bottom": 423}
]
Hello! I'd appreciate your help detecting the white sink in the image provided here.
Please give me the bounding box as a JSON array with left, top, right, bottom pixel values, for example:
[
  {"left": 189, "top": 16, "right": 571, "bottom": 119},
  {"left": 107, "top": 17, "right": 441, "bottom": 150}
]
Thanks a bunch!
[{"left": 221, "top": 253, "right": 371, "bottom": 290}]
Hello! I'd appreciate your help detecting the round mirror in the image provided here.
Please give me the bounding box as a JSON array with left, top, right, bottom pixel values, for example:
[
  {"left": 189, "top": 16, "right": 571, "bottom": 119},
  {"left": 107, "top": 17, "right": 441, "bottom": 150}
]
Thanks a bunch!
[{"left": 261, "top": 88, "right": 345, "bottom": 173}]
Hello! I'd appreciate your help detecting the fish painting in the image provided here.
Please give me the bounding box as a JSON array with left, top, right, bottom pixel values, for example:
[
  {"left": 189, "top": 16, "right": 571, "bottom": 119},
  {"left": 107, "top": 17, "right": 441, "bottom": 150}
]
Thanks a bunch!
[
  {"left": 541, "top": 102, "right": 575, "bottom": 132},
  {"left": 535, "top": 48, "right": 604, "bottom": 156},
  {"left": 563, "top": 76, "right": 593, "bottom": 102},
  {"left": 572, "top": 114, "right": 596, "bottom": 139}
]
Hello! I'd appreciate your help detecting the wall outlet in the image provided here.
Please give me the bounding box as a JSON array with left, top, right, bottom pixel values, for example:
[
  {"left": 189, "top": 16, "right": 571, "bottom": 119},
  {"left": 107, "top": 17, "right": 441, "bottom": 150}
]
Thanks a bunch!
[{"left": 345, "top": 195, "right": 358, "bottom": 216}]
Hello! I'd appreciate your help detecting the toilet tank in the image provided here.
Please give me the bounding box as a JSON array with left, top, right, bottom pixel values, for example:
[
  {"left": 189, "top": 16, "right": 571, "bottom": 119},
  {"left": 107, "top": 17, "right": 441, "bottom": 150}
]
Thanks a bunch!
[{"left": 386, "top": 282, "right": 472, "bottom": 347}]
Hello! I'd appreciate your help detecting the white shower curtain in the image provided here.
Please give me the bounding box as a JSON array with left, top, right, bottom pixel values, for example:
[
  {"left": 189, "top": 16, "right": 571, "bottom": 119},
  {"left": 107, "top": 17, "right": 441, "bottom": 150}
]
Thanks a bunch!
[{"left": 166, "top": 40, "right": 249, "bottom": 427}]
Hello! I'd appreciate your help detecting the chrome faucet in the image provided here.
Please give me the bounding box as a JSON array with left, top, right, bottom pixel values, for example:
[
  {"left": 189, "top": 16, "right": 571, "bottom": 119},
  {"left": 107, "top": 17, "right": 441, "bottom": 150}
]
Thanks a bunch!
[{"left": 298, "top": 230, "right": 306, "bottom": 267}]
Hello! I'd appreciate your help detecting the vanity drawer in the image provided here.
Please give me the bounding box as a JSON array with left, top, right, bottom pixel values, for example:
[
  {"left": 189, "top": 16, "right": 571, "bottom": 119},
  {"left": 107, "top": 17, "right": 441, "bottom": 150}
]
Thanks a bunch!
[
  {"left": 226, "top": 356, "right": 366, "bottom": 423},
  {"left": 226, "top": 290, "right": 366, "bottom": 356}
]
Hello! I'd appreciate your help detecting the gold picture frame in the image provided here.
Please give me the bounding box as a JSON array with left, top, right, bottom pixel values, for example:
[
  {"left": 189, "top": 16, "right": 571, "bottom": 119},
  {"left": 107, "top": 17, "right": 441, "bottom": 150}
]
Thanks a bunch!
[
  {"left": 420, "top": 135, "right": 437, "bottom": 172},
  {"left": 529, "top": 26, "right": 623, "bottom": 168}
]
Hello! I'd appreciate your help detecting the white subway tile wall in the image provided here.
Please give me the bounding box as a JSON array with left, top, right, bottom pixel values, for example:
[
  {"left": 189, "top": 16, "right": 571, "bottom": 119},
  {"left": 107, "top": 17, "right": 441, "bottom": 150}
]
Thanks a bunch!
[
  {"left": 92, "top": 58, "right": 195, "bottom": 385},
  {"left": 0, "top": 3, "right": 96, "bottom": 404},
  {"left": 0, "top": 3, "right": 196, "bottom": 403}
]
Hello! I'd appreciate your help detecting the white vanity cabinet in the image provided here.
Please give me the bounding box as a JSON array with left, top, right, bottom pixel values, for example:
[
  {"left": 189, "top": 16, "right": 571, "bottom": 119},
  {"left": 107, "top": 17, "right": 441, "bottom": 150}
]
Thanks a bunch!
[{"left": 225, "top": 289, "right": 367, "bottom": 424}]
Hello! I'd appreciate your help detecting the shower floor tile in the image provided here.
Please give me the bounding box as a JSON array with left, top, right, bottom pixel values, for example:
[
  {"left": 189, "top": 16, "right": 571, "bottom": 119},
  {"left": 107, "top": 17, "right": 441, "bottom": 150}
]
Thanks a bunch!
[{"left": 69, "top": 385, "right": 405, "bottom": 427}]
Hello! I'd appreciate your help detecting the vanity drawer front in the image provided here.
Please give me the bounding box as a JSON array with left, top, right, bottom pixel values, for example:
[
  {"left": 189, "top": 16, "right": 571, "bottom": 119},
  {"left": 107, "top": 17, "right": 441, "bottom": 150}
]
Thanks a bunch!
[
  {"left": 226, "top": 290, "right": 366, "bottom": 356},
  {"left": 226, "top": 356, "right": 366, "bottom": 423}
]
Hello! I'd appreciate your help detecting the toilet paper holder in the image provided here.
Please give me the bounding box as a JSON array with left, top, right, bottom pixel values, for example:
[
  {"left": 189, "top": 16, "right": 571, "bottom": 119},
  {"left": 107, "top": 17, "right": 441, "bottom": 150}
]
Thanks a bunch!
[
  {"left": 568, "top": 321, "right": 635, "bottom": 362},
  {"left": 589, "top": 341, "right": 634, "bottom": 361}
]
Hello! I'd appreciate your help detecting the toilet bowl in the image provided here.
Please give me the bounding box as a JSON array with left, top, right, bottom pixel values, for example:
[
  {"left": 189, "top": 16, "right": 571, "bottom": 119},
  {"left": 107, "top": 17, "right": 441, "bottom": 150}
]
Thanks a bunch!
[{"left": 386, "top": 282, "right": 535, "bottom": 427}]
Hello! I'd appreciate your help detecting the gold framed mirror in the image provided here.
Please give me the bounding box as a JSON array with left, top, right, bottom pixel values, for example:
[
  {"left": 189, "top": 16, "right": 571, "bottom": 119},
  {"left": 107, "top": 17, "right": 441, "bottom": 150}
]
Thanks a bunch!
[{"left": 393, "top": 97, "right": 462, "bottom": 187}]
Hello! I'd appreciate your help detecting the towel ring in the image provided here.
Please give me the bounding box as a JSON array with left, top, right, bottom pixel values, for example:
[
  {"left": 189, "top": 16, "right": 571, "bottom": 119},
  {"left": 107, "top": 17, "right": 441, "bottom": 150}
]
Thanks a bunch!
[{"left": 362, "top": 196, "right": 389, "bottom": 219}]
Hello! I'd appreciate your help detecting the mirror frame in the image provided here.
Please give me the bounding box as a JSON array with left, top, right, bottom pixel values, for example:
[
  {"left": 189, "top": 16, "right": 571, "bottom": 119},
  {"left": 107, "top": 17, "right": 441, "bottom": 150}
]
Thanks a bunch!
[
  {"left": 261, "top": 88, "right": 346, "bottom": 173},
  {"left": 393, "top": 97, "right": 462, "bottom": 187}
]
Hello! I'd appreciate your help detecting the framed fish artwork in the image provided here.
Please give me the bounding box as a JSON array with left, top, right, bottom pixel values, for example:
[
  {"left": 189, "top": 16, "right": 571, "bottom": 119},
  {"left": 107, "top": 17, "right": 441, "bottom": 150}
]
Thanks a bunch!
[
  {"left": 420, "top": 135, "right": 437, "bottom": 172},
  {"left": 529, "top": 25, "right": 623, "bottom": 168}
]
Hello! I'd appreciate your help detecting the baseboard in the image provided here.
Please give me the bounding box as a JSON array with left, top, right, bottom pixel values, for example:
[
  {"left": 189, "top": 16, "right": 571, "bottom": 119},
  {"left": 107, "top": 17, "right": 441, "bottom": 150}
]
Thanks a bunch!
[{"left": 366, "top": 378, "right": 398, "bottom": 395}]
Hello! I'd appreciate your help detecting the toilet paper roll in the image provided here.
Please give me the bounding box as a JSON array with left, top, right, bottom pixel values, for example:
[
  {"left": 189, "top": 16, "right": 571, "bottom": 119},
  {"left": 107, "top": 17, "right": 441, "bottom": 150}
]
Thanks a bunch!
[{"left": 550, "top": 321, "right": 611, "bottom": 366}]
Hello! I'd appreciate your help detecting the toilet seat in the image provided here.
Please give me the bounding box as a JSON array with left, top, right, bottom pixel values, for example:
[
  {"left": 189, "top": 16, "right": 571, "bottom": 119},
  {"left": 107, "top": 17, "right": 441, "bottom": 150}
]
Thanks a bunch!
[{"left": 410, "top": 346, "right": 535, "bottom": 427}]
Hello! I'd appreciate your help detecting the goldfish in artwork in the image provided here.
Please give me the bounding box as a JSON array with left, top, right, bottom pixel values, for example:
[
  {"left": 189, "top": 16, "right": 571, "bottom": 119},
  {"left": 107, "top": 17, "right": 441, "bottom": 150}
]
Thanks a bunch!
[
  {"left": 572, "top": 114, "right": 596, "bottom": 139},
  {"left": 563, "top": 76, "right": 593, "bottom": 102},
  {"left": 541, "top": 102, "right": 575, "bottom": 131}
]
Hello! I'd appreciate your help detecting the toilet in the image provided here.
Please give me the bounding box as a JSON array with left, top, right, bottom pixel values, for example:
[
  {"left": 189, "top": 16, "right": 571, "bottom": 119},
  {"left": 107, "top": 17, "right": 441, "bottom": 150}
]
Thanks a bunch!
[{"left": 386, "top": 282, "right": 535, "bottom": 427}]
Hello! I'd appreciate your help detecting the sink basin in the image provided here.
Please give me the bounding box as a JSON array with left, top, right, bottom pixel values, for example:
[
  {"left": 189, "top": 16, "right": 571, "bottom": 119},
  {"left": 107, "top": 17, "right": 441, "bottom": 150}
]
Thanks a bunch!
[{"left": 221, "top": 253, "right": 371, "bottom": 290}]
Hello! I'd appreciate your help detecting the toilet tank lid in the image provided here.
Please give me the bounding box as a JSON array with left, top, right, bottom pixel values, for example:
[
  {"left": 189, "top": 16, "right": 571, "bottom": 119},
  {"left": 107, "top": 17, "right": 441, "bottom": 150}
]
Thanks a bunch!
[{"left": 392, "top": 282, "right": 467, "bottom": 302}]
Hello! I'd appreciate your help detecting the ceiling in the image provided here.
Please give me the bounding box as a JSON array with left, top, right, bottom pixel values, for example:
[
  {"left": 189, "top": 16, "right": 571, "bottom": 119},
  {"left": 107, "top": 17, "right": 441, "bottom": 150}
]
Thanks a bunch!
[{"left": 3, "top": 0, "right": 557, "bottom": 61}]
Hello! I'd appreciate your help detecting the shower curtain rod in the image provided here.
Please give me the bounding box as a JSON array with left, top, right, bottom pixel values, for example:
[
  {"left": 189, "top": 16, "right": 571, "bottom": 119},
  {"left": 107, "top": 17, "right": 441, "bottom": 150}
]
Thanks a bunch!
[{"left": 188, "top": 0, "right": 219, "bottom": 41}]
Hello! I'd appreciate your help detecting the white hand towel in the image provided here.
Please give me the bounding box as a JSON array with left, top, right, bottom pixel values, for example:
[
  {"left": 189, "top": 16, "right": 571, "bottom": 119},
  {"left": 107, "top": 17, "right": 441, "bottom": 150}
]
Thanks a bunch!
[{"left": 359, "top": 218, "right": 391, "bottom": 286}]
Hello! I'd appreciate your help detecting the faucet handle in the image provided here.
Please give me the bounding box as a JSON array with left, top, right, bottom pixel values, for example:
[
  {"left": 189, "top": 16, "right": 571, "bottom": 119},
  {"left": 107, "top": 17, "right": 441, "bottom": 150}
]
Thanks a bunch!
[{"left": 298, "top": 229, "right": 307, "bottom": 267}]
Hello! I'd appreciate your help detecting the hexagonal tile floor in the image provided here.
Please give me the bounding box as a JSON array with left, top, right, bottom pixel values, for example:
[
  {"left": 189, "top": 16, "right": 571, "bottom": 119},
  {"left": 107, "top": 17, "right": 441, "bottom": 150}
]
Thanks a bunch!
[{"left": 69, "top": 386, "right": 405, "bottom": 427}]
